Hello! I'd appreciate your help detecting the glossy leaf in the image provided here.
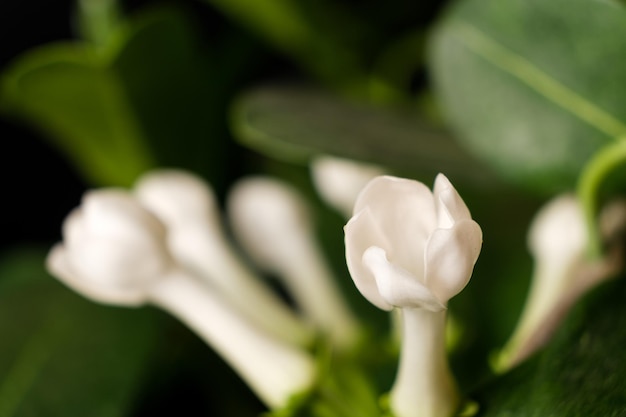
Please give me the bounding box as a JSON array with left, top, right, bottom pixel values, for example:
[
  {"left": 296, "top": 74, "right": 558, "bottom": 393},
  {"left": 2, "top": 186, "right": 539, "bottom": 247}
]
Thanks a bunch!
[
  {"left": 0, "top": 247, "right": 160, "bottom": 416},
  {"left": 474, "top": 275, "right": 626, "bottom": 416},
  {"left": 0, "top": 44, "right": 155, "bottom": 186},
  {"left": 1, "top": 6, "right": 235, "bottom": 187},
  {"left": 232, "top": 85, "right": 498, "bottom": 187},
  {"left": 428, "top": 0, "right": 626, "bottom": 192}
]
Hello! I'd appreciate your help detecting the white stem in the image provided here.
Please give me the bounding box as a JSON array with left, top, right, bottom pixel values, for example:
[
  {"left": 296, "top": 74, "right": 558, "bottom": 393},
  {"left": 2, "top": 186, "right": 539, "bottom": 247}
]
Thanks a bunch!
[
  {"left": 497, "top": 258, "right": 575, "bottom": 370},
  {"left": 391, "top": 308, "right": 458, "bottom": 417},
  {"left": 280, "top": 236, "right": 360, "bottom": 349},
  {"left": 148, "top": 268, "right": 316, "bottom": 409},
  {"left": 173, "top": 223, "right": 312, "bottom": 347}
]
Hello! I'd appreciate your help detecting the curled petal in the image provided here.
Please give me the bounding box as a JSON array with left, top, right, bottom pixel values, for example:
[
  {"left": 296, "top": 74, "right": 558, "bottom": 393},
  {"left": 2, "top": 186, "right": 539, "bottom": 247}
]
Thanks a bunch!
[
  {"left": 353, "top": 176, "right": 437, "bottom": 274},
  {"left": 424, "top": 220, "right": 483, "bottom": 304},
  {"left": 433, "top": 174, "right": 472, "bottom": 229},
  {"left": 345, "top": 209, "right": 394, "bottom": 310},
  {"left": 363, "top": 247, "right": 445, "bottom": 312},
  {"left": 46, "top": 244, "right": 147, "bottom": 306},
  {"left": 82, "top": 189, "right": 167, "bottom": 243}
]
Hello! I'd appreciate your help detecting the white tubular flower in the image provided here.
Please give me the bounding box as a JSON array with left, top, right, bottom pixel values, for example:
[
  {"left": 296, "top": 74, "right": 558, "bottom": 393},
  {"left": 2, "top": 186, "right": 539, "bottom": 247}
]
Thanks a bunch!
[
  {"left": 344, "top": 174, "right": 482, "bottom": 417},
  {"left": 496, "top": 194, "right": 623, "bottom": 371},
  {"left": 310, "top": 156, "right": 385, "bottom": 218},
  {"left": 134, "top": 169, "right": 311, "bottom": 346},
  {"left": 46, "top": 189, "right": 315, "bottom": 409},
  {"left": 227, "top": 177, "right": 361, "bottom": 349}
]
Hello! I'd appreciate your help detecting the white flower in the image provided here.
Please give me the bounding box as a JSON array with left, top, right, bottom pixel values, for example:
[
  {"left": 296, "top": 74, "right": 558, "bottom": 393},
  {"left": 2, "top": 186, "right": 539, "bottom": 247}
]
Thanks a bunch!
[
  {"left": 496, "top": 194, "right": 624, "bottom": 371},
  {"left": 310, "top": 156, "right": 385, "bottom": 218},
  {"left": 47, "top": 189, "right": 172, "bottom": 306},
  {"left": 134, "top": 169, "right": 311, "bottom": 346},
  {"left": 344, "top": 174, "right": 482, "bottom": 311},
  {"left": 344, "top": 174, "right": 482, "bottom": 417},
  {"left": 227, "top": 176, "right": 360, "bottom": 349},
  {"left": 47, "top": 187, "right": 315, "bottom": 409}
]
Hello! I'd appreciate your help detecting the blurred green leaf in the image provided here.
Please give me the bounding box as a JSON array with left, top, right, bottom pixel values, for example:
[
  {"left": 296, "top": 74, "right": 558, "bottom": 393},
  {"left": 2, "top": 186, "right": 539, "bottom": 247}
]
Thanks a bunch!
[
  {"left": 1, "top": 6, "right": 238, "bottom": 187},
  {"left": 232, "top": 85, "right": 499, "bottom": 187},
  {"left": 474, "top": 275, "right": 626, "bottom": 416},
  {"left": 428, "top": 0, "right": 626, "bottom": 192},
  {"left": 201, "top": 0, "right": 370, "bottom": 93},
  {"left": 0, "top": 43, "right": 155, "bottom": 186},
  {"left": 0, "top": 247, "right": 160, "bottom": 416}
]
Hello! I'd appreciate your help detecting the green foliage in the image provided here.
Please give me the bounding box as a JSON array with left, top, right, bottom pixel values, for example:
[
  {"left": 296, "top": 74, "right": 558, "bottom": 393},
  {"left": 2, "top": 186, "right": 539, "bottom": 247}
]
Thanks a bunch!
[
  {"left": 474, "top": 275, "right": 626, "bottom": 416},
  {"left": 428, "top": 0, "right": 626, "bottom": 192},
  {"left": 232, "top": 85, "right": 498, "bottom": 188},
  {"left": 1, "top": 5, "right": 243, "bottom": 187},
  {"left": 0, "top": 247, "right": 160, "bottom": 417}
]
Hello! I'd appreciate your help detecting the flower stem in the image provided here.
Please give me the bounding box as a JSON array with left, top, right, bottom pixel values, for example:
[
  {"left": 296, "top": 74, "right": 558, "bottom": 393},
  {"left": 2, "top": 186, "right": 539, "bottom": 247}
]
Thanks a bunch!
[
  {"left": 577, "top": 138, "right": 626, "bottom": 259},
  {"left": 148, "top": 268, "right": 316, "bottom": 409},
  {"left": 181, "top": 225, "right": 313, "bottom": 347},
  {"left": 390, "top": 308, "right": 459, "bottom": 417}
]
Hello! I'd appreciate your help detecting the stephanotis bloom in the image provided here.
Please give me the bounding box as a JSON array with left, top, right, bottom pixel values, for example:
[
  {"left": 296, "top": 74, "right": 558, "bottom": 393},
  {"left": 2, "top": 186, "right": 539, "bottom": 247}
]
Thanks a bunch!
[
  {"left": 227, "top": 176, "right": 360, "bottom": 349},
  {"left": 496, "top": 194, "right": 624, "bottom": 371},
  {"left": 46, "top": 187, "right": 315, "bottom": 409},
  {"left": 344, "top": 174, "right": 482, "bottom": 417},
  {"left": 134, "top": 169, "right": 312, "bottom": 346}
]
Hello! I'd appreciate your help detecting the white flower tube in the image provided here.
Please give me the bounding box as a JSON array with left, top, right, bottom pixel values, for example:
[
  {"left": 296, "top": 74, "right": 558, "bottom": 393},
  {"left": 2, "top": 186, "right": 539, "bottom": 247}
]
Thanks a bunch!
[
  {"left": 227, "top": 177, "right": 361, "bottom": 349},
  {"left": 46, "top": 189, "right": 315, "bottom": 409},
  {"left": 134, "top": 170, "right": 311, "bottom": 346},
  {"left": 310, "top": 156, "right": 385, "bottom": 218},
  {"left": 496, "top": 194, "right": 624, "bottom": 370},
  {"left": 344, "top": 174, "right": 482, "bottom": 417}
]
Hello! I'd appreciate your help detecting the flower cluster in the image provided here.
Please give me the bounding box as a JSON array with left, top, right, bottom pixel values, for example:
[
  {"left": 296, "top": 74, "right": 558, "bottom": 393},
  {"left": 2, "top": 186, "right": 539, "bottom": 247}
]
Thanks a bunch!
[
  {"left": 47, "top": 169, "right": 357, "bottom": 409},
  {"left": 48, "top": 163, "right": 618, "bottom": 417}
]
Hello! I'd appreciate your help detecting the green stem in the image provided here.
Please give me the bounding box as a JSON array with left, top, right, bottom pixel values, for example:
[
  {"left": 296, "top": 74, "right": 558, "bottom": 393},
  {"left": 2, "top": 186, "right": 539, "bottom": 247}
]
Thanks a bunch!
[{"left": 577, "top": 138, "right": 626, "bottom": 259}]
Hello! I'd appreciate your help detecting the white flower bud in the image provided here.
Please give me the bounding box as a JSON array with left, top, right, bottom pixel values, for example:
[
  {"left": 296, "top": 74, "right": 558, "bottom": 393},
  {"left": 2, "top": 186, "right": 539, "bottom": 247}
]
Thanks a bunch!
[
  {"left": 228, "top": 176, "right": 360, "bottom": 349},
  {"left": 47, "top": 189, "right": 171, "bottom": 306},
  {"left": 344, "top": 174, "right": 482, "bottom": 417},
  {"left": 134, "top": 169, "right": 312, "bottom": 346},
  {"left": 311, "top": 156, "right": 385, "bottom": 218},
  {"left": 496, "top": 194, "right": 624, "bottom": 370},
  {"left": 46, "top": 187, "right": 316, "bottom": 409}
]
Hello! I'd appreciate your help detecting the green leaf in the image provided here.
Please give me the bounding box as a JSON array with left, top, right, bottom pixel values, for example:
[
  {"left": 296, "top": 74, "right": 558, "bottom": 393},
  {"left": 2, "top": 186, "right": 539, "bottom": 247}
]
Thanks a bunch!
[
  {"left": 231, "top": 85, "right": 499, "bottom": 188},
  {"left": 201, "top": 0, "right": 369, "bottom": 92},
  {"left": 474, "top": 275, "right": 626, "bottom": 416},
  {"left": 0, "top": 247, "right": 160, "bottom": 416},
  {"left": 1, "top": 6, "right": 239, "bottom": 187},
  {"left": 0, "top": 43, "right": 155, "bottom": 186},
  {"left": 428, "top": 0, "right": 626, "bottom": 192}
]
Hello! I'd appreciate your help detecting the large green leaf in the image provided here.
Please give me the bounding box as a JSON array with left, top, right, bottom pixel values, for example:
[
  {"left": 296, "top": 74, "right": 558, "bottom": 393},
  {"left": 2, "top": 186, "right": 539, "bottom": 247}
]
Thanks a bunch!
[
  {"left": 0, "top": 247, "right": 160, "bottom": 416},
  {"left": 0, "top": 44, "right": 154, "bottom": 186},
  {"left": 1, "top": 6, "right": 236, "bottom": 187},
  {"left": 428, "top": 0, "right": 626, "bottom": 192},
  {"left": 232, "top": 85, "right": 499, "bottom": 188},
  {"left": 474, "top": 274, "right": 626, "bottom": 416}
]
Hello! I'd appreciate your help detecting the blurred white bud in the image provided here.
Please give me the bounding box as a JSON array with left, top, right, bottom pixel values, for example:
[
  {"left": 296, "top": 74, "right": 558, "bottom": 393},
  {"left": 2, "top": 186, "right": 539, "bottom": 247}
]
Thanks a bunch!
[
  {"left": 47, "top": 186, "right": 315, "bottom": 409},
  {"left": 134, "top": 169, "right": 312, "bottom": 346},
  {"left": 496, "top": 194, "right": 624, "bottom": 371},
  {"left": 311, "top": 156, "right": 385, "bottom": 218},
  {"left": 228, "top": 176, "right": 360, "bottom": 349},
  {"left": 47, "top": 189, "right": 171, "bottom": 306}
]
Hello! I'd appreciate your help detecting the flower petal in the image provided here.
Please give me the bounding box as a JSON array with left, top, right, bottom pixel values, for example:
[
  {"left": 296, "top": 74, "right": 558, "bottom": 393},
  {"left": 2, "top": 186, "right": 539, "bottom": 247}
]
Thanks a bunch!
[
  {"left": 363, "top": 247, "right": 445, "bottom": 311},
  {"left": 46, "top": 244, "right": 147, "bottom": 306},
  {"left": 353, "top": 176, "right": 437, "bottom": 276},
  {"left": 433, "top": 174, "right": 472, "bottom": 229},
  {"left": 344, "top": 208, "right": 394, "bottom": 310},
  {"left": 424, "top": 220, "right": 483, "bottom": 303}
]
